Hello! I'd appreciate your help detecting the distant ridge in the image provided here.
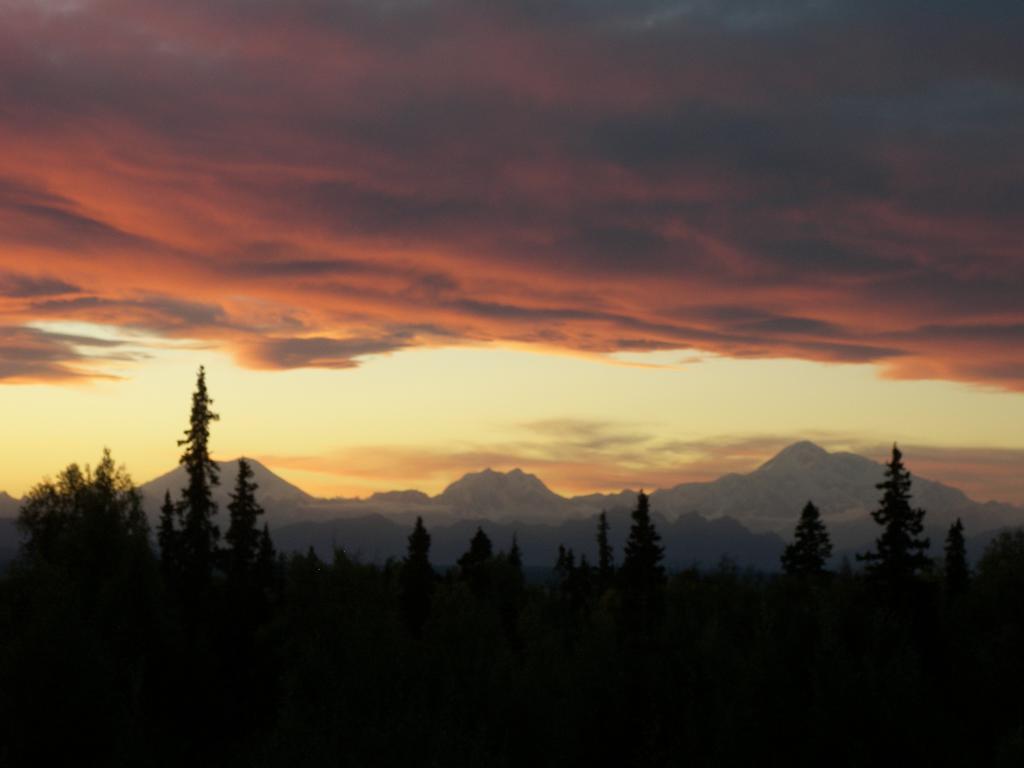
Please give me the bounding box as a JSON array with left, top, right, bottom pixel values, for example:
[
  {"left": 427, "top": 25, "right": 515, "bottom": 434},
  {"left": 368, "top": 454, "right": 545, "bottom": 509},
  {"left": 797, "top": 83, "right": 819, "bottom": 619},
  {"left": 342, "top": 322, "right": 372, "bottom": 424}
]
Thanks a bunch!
[
  {"left": 139, "top": 458, "right": 315, "bottom": 526},
  {"left": 125, "top": 442, "right": 1022, "bottom": 545},
  {"left": 437, "top": 467, "right": 567, "bottom": 520},
  {"left": 0, "top": 492, "right": 19, "bottom": 519},
  {"left": 2, "top": 442, "right": 1023, "bottom": 569}
]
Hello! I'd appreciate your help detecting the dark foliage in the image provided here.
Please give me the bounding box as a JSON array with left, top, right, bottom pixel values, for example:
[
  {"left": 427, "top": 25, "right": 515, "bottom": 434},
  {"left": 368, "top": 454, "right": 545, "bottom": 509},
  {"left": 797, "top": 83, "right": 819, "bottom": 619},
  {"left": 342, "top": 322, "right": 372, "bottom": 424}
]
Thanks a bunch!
[
  {"left": 859, "top": 444, "right": 931, "bottom": 589},
  {"left": 5, "top": 452, "right": 160, "bottom": 765},
  {"left": 781, "top": 501, "right": 832, "bottom": 577},
  {"left": 176, "top": 366, "right": 221, "bottom": 606},
  {"left": 596, "top": 510, "right": 615, "bottom": 594},
  {"left": 944, "top": 517, "right": 969, "bottom": 596},
  {"left": 399, "top": 516, "right": 434, "bottom": 636},
  {"left": 225, "top": 457, "right": 265, "bottom": 582},
  {"left": 157, "top": 489, "right": 180, "bottom": 580},
  {"left": 619, "top": 490, "right": 665, "bottom": 632},
  {"left": 3, "top": 378, "right": 1024, "bottom": 767},
  {"left": 458, "top": 525, "right": 494, "bottom": 596}
]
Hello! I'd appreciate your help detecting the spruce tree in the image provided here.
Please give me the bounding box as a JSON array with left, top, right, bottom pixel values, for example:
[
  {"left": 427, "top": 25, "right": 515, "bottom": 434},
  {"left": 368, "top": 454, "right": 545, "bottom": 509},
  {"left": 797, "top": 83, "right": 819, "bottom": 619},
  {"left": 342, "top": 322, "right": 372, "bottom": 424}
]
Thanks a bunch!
[
  {"left": 158, "top": 489, "right": 180, "bottom": 580},
  {"left": 458, "top": 526, "right": 493, "bottom": 596},
  {"left": 944, "top": 517, "right": 969, "bottom": 595},
  {"left": 507, "top": 533, "right": 523, "bottom": 573},
  {"left": 859, "top": 444, "right": 931, "bottom": 586},
  {"left": 255, "top": 523, "right": 276, "bottom": 596},
  {"left": 177, "top": 366, "right": 221, "bottom": 600},
  {"left": 400, "top": 516, "right": 434, "bottom": 636},
  {"left": 458, "top": 526, "right": 493, "bottom": 570},
  {"left": 619, "top": 491, "right": 665, "bottom": 630},
  {"left": 495, "top": 534, "right": 526, "bottom": 646},
  {"left": 596, "top": 510, "right": 615, "bottom": 593},
  {"left": 781, "top": 501, "right": 832, "bottom": 577},
  {"left": 225, "top": 458, "right": 264, "bottom": 582},
  {"left": 554, "top": 544, "right": 576, "bottom": 595},
  {"left": 574, "top": 554, "right": 594, "bottom": 615}
]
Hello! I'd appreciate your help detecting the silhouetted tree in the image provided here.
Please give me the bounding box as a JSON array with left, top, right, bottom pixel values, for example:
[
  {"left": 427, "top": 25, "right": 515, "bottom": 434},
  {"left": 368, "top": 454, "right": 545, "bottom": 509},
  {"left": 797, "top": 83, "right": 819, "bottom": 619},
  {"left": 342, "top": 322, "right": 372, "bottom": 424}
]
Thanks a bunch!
[
  {"left": 596, "top": 510, "right": 615, "bottom": 593},
  {"left": 256, "top": 523, "right": 276, "bottom": 594},
  {"left": 554, "top": 544, "right": 576, "bottom": 595},
  {"left": 12, "top": 451, "right": 158, "bottom": 764},
  {"left": 553, "top": 544, "right": 590, "bottom": 619},
  {"left": 400, "top": 516, "right": 434, "bottom": 636},
  {"left": 458, "top": 526, "right": 493, "bottom": 596},
  {"left": 158, "top": 489, "right": 180, "bottom": 581},
  {"left": 944, "top": 517, "right": 969, "bottom": 595},
  {"left": 977, "top": 530, "right": 1024, "bottom": 590},
  {"left": 459, "top": 526, "right": 492, "bottom": 569},
  {"left": 619, "top": 491, "right": 665, "bottom": 631},
  {"left": 493, "top": 535, "right": 527, "bottom": 646},
  {"left": 177, "top": 366, "right": 221, "bottom": 602},
  {"left": 859, "top": 445, "right": 930, "bottom": 587},
  {"left": 19, "top": 449, "right": 150, "bottom": 571},
  {"left": 575, "top": 553, "right": 594, "bottom": 614},
  {"left": 781, "top": 501, "right": 832, "bottom": 577},
  {"left": 220, "top": 459, "right": 273, "bottom": 737},
  {"left": 508, "top": 533, "right": 523, "bottom": 572},
  {"left": 225, "top": 458, "right": 264, "bottom": 583}
]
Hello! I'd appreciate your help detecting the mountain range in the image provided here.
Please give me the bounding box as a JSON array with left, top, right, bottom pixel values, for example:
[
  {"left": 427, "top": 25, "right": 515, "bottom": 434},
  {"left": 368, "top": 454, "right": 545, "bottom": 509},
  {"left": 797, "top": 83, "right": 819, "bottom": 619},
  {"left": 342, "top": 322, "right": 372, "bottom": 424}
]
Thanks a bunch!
[
  {"left": 138, "top": 441, "right": 1024, "bottom": 545},
  {"left": 1, "top": 442, "right": 1021, "bottom": 569}
]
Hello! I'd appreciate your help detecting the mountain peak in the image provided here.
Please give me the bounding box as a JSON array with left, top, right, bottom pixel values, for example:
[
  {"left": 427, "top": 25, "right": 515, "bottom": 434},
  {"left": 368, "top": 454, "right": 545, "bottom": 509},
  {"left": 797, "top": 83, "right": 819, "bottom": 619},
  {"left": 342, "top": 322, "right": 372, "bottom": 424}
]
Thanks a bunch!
[
  {"left": 139, "top": 457, "right": 313, "bottom": 523},
  {"left": 0, "top": 491, "right": 19, "bottom": 518},
  {"left": 437, "top": 468, "right": 566, "bottom": 520},
  {"left": 757, "top": 441, "right": 830, "bottom": 473},
  {"left": 445, "top": 467, "right": 546, "bottom": 488}
]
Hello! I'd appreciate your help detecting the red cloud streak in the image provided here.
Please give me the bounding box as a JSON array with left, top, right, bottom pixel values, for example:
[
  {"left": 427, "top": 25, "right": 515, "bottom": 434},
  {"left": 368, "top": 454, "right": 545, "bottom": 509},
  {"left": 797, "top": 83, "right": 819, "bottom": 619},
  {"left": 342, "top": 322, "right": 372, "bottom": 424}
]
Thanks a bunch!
[{"left": 1, "top": 1, "right": 1023, "bottom": 387}]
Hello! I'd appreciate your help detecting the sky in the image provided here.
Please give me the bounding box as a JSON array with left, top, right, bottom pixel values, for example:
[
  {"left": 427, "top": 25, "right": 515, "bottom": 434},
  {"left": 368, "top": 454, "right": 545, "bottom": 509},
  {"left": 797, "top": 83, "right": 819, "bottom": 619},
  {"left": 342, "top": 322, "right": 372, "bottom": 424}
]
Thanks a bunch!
[{"left": 1, "top": 0, "right": 1023, "bottom": 503}]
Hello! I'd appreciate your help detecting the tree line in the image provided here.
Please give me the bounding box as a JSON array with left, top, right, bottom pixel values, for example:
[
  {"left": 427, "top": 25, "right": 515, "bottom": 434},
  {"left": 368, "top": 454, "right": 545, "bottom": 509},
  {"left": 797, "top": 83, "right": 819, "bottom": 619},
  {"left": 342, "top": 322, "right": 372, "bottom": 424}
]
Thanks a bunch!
[{"left": 1, "top": 368, "right": 1022, "bottom": 766}]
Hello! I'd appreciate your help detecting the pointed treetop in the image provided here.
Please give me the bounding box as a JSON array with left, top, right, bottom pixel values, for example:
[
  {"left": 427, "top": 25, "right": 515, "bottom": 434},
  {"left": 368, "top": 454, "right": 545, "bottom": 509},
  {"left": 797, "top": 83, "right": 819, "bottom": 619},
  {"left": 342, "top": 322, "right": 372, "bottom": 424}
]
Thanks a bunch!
[
  {"left": 860, "top": 443, "right": 930, "bottom": 584},
  {"left": 781, "top": 500, "right": 832, "bottom": 577},
  {"left": 944, "top": 517, "right": 969, "bottom": 595},
  {"left": 508, "top": 533, "right": 522, "bottom": 570}
]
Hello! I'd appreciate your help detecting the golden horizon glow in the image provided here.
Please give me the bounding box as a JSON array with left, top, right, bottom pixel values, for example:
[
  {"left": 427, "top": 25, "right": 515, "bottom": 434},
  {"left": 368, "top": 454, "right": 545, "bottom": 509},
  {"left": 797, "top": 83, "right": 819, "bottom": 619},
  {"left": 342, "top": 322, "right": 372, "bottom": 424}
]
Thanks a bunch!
[{"left": 2, "top": 344, "right": 1023, "bottom": 505}]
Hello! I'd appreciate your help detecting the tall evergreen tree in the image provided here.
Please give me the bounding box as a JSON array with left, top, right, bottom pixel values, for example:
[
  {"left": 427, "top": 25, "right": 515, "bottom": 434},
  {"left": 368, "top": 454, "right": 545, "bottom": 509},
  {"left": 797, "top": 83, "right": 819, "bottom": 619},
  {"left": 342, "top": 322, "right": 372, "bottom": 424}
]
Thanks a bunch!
[
  {"left": 575, "top": 554, "right": 594, "bottom": 613},
  {"left": 458, "top": 526, "right": 493, "bottom": 596},
  {"left": 459, "top": 526, "right": 493, "bottom": 570},
  {"left": 225, "top": 458, "right": 264, "bottom": 582},
  {"left": 157, "top": 489, "right": 180, "bottom": 581},
  {"left": 256, "top": 523, "right": 276, "bottom": 590},
  {"left": 400, "top": 516, "right": 434, "bottom": 636},
  {"left": 781, "top": 501, "right": 832, "bottom": 577},
  {"left": 177, "top": 366, "right": 221, "bottom": 600},
  {"left": 944, "top": 517, "right": 969, "bottom": 595},
  {"left": 859, "top": 445, "right": 931, "bottom": 586},
  {"left": 619, "top": 491, "right": 665, "bottom": 630},
  {"left": 493, "top": 534, "right": 526, "bottom": 646},
  {"left": 554, "top": 544, "right": 576, "bottom": 594},
  {"left": 507, "top": 533, "right": 523, "bottom": 573},
  {"left": 596, "top": 510, "right": 615, "bottom": 593},
  {"left": 553, "top": 545, "right": 591, "bottom": 616}
]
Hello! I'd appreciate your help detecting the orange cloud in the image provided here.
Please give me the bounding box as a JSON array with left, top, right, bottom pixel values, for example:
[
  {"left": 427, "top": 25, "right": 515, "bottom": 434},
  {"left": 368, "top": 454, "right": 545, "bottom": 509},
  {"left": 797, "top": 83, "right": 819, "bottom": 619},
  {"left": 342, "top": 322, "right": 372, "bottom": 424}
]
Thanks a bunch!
[{"left": 1, "top": 1, "right": 1022, "bottom": 387}]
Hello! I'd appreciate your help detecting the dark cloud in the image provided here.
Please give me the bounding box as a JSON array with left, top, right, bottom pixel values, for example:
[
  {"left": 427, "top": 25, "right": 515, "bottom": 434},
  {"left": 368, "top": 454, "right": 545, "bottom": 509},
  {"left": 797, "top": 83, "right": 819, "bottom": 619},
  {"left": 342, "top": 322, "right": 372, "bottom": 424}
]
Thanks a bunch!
[
  {"left": 0, "top": 273, "right": 81, "bottom": 298},
  {"left": 0, "top": 177, "right": 154, "bottom": 254},
  {"left": 240, "top": 332, "right": 413, "bottom": 369},
  {"left": 0, "top": 0, "right": 1021, "bottom": 385},
  {"left": 0, "top": 325, "right": 131, "bottom": 382},
  {"left": 29, "top": 295, "right": 233, "bottom": 335}
]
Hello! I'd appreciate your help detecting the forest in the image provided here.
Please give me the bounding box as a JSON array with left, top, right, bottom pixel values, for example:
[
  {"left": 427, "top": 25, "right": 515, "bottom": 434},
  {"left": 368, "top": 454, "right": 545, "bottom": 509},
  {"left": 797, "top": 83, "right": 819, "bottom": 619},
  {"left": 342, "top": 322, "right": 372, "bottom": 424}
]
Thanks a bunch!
[{"left": 1, "top": 368, "right": 1023, "bottom": 766}]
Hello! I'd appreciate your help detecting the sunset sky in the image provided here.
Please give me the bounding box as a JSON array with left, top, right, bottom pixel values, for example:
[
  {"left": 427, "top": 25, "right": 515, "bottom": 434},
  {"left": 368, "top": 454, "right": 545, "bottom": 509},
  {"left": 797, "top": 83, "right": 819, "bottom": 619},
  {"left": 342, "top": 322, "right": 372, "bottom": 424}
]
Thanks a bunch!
[{"left": 1, "top": 0, "right": 1023, "bottom": 502}]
